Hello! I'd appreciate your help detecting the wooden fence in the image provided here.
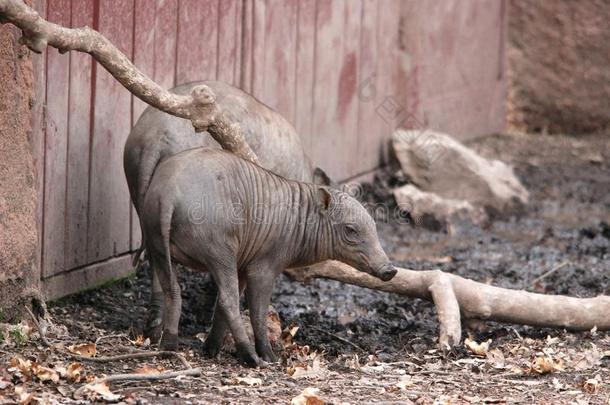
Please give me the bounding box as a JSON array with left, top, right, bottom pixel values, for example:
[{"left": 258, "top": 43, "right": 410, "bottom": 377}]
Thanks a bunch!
[{"left": 32, "top": 0, "right": 507, "bottom": 298}]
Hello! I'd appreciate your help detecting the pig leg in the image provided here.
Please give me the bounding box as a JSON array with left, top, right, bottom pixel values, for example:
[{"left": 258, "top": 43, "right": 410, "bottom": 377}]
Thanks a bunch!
[
  {"left": 143, "top": 266, "right": 164, "bottom": 343},
  {"left": 201, "top": 272, "right": 247, "bottom": 357},
  {"left": 246, "top": 264, "right": 279, "bottom": 363},
  {"left": 149, "top": 253, "right": 182, "bottom": 351},
  {"left": 209, "top": 263, "right": 263, "bottom": 367}
]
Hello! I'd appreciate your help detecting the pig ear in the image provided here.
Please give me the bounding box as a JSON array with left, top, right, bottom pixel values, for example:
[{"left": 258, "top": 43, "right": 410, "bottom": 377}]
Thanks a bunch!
[
  {"left": 313, "top": 167, "right": 332, "bottom": 186},
  {"left": 315, "top": 187, "right": 332, "bottom": 214}
]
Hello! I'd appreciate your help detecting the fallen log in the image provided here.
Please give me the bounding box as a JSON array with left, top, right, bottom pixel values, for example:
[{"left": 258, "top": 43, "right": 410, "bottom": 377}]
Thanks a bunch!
[
  {"left": 286, "top": 261, "right": 610, "bottom": 349},
  {"left": 0, "top": 0, "right": 259, "bottom": 165}
]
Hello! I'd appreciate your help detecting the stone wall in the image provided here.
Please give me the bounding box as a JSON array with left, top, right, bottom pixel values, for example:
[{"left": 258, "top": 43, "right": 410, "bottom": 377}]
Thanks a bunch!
[
  {"left": 508, "top": 0, "right": 610, "bottom": 134},
  {"left": 0, "top": 24, "right": 39, "bottom": 317}
]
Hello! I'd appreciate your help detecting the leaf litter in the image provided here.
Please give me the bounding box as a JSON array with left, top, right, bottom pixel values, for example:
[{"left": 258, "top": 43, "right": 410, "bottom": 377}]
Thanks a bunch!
[{"left": 1, "top": 133, "right": 609, "bottom": 403}]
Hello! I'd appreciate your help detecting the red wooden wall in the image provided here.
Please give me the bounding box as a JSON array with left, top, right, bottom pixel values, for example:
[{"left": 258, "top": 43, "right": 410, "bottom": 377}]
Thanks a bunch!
[{"left": 34, "top": 0, "right": 507, "bottom": 298}]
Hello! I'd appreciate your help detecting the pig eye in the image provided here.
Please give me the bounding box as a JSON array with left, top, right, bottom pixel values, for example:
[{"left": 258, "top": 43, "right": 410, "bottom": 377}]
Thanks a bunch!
[{"left": 344, "top": 224, "right": 362, "bottom": 244}]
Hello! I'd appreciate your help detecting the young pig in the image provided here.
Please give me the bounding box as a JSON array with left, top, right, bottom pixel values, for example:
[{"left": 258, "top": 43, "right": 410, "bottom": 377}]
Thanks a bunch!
[
  {"left": 141, "top": 148, "right": 396, "bottom": 367},
  {"left": 124, "top": 80, "right": 330, "bottom": 339}
]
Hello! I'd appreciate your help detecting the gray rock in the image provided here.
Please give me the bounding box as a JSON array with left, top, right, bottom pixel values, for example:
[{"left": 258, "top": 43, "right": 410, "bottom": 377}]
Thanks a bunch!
[
  {"left": 393, "top": 184, "right": 486, "bottom": 232},
  {"left": 391, "top": 129, "right": 529, "bottom": 217}
]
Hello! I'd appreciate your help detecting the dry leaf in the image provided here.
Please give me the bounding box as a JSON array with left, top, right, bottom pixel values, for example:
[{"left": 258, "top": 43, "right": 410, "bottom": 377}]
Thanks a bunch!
[
  {"left": 531, "top": 356, "right": 564, "bottom": 374},
  {"left": 0, "top": 378, "right": 12, "bottom": 390},
  {"left": 9, "top": 357, "right": 33, "bottom": 376},
  {"left": 281, "top": 323, "right": 300, "bottom": 347},
  {"left": 235, "top": 376, "right": 263, "bottom": 386},
  {"left": 14, "top": 386, "right": 36, "bottom": 405},
  {"left": 291, "top": 387, "right": 324, "bottom": 405},
  {"left": 344, "top": 354, "right": 360, "bottom": 370},
  {"left": 551, "top": 377, "right": 566, "bottom": 391},
  {"left": 574, "top": 346, "right": 603, "bottom": 370},
  {"left": 68, "top": 343, "right": 97, "bottom": 358},
  {"left": 289, "top": 358, "right": 327, "bottom": 380},
  {"left": 582, "top": 376, "right": 601, "bottom": 393},
  {"left": 486, "top": 348, "right": 506, "bottom": 369},
  {"left": 395, "top": 375, "right": 415, "bottom": 390},
  {"left": 129, "top": 335, "right": 150, "bottom": 347},
  {"left": 464, "top": 338, "right": 492, "bottom": 356},
  {"left": 133, "top": 365, "right": 163, "bottom": 375},
  {"left": 509, "top": 366, "right": 525, "bottom": 375},
  {"left": 545, "top": 335, "right": 559, "bottom": 345},
  {"left": 84, "top": 382, "right": 121, "bottom": 402},
  {"left": 31, "top": 364, "right": 59, "bottom": 383},
  {"left": 65, "top": 363, "right": 84, "bottom": 382}
]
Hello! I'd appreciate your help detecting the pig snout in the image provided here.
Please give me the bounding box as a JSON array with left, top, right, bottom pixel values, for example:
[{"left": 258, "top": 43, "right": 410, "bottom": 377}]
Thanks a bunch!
[{"left": 373, "top": 262, "right": 397, "bottom": 281}]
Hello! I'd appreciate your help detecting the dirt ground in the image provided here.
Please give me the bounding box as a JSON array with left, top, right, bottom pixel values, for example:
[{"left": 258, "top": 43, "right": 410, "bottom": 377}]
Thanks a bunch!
[{"left": 1, "top": 132, "right": 609, "bottom": 404}]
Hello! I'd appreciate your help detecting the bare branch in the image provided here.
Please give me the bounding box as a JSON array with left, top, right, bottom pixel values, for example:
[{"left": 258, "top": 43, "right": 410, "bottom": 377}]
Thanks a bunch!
[
  {"left": 24, "top": 305, "right": 51, "bottom": 347},
  {"left": 69, "top": 351, "right": 192, "bottom": 369},
  {"left": 0, "top": 0, "right": 259, "bottom": 164},
  {"left": 286, "top": 261, "right": 610, "bottom": 348},
  {"left": 428, "top": 275, "right": 461, "bottom": 349},
  {"left": 73, "top": 368, "right": 202, "bottom": 399}
]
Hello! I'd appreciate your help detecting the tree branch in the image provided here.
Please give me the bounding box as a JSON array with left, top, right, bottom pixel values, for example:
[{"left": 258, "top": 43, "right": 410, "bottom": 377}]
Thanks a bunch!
[
  {"left": 286, "top": 261, "right": 610, "bottom": 348},
  {"left": 0, "top": 0, "right": 259, "bottom": 164},
  {"left": 73, "top": 368, "right": 202, "bottom": 399}
]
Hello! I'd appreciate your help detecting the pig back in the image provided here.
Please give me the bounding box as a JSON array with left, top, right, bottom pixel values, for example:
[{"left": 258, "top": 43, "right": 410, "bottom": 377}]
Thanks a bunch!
[
  {"left": 145, "top": 148, "right": 299, "bottom": 243},
  {"left": 124, "top": 81, "right": 314, "bottom": 212}
]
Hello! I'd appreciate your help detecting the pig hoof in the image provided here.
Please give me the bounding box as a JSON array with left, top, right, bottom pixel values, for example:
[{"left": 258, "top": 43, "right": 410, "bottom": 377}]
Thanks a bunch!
[
  {"left": 160, "top": 332, "right": 179, "bottom": 351},
  {"left": 143, "top": 323, "right": 163, "bottom": 343},
  {"left": 261, "top": 350, "right": 278, "bottom": 363},
  {"left": 256, "top": 344, "right": 278, "bottom": 363},
  {"left": 201, "top": 339, "right": 221, "bottom": 358},
  {"left": 237, "top": 347, "right": 264, "bottom": 368}
]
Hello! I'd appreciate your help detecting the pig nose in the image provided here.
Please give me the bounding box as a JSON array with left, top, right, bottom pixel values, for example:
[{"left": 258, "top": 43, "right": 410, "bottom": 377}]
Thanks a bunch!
[{"left": 376, "top": 263, "right": 397, "bottom": 282}]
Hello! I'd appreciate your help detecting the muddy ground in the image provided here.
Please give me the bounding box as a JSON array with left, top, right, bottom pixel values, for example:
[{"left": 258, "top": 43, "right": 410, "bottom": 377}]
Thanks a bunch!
[{"left": 1, "top": 132, "right": 609, "bottom": 404}]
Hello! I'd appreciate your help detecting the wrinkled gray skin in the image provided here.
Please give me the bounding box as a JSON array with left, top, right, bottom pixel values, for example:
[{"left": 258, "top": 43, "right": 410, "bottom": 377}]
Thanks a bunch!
[
  {"left": 124, "top": 81, "right": 330, "bottom": 341},
  {"left": 141, "top": 148, "right": 396, "bottom": 366}
]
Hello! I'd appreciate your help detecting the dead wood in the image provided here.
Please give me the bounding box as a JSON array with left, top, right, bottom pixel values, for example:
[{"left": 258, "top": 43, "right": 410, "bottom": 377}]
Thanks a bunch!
[
  {"left": 70, "top": 351, "right": 192, "bottom": 369},
  {"left": 73, "top": 368, "right": 202, "bottom": 399},
  {"left": 23, "top": 305, "right": 51, "bottom": 347},
  {"left": 0, "top": 0, "right": 259, "bottom": 164},
  {"left": 25, "top": 306, "right": 192, "bottom": 368},
  {"left": 25, "top": 305, "right": 199, "bottom": 398},
  {"left": 286, "top": 261, "right": 610, "bottom": 349}
]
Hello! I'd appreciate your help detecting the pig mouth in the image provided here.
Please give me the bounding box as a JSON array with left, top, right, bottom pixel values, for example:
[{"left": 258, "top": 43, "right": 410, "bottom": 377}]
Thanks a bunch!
[{"left": 373, "top": 263, "right": 397, "bottom": 282}]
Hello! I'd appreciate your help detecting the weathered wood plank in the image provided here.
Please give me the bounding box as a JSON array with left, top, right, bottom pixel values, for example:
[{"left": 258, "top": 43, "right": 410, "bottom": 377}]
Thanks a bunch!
[
  {"left": 43, "top": 254, "right": 134, "bottom": 300},
  {"left": 42, "top": 0, "right": 71, "bottom": 278},
  {"left": 65, "top": 0, "right": 94, "bottom": 269},
  {"left": 356, "top": 0, "right": 381, "bottom": 172},
  {"left": 250, "top": 0, "right": 266, "bottom": 97},
  {"left": 154, "top": 0, "right": 178, "bottom": 89},
  {"left": 240, "top": 0, "right": 253, "bottom": 93},
  {"left": 261, "top": 0, "right": 297, "bottom": 123},
  {"left": 233, "top": 0, "right": 243, "bottom": 87},
  {"left": 375, "top": 0, "right": 402, "bottom": 164},
  {"left": 87, "top": 0, "right": 134, "bottom": 262},
  {"left": 217, "top": 0, "right": 239, "bottom": 85},
  {"left": 294, "top": 0, "right": 316, "bottom": 157},
  {"left": 338, "top": 0, "right": 362, "bottom": 177},
  {"left": 412, "top": 0, "right": 506, "bottom": 140},
  {"left": 175, "top": 0, "right": 218, "bottom": 83},
  {"left": 132, "top": 0, "right": 156, "bottom": 125},
  {"left": 31, "top": 0, "right": 47, "bottom": 280},
  {"left": 130, "top": 0, "right": 156, "bottom": 251},
  {"left": 311, "top": 0, "right": 345, "bottom": 180}
]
